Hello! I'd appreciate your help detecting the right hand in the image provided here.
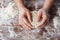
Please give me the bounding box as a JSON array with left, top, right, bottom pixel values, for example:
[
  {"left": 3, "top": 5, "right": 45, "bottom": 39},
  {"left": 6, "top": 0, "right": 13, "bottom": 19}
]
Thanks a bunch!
[{"left": 19, "top": 7, "right": 32, "bottom": 30}]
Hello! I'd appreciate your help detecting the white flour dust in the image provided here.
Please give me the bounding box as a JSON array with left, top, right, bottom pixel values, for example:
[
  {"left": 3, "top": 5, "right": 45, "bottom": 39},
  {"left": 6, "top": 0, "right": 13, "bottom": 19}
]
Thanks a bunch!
[{"left": 0, "top": 1, "right": 60, "bottom": 40}]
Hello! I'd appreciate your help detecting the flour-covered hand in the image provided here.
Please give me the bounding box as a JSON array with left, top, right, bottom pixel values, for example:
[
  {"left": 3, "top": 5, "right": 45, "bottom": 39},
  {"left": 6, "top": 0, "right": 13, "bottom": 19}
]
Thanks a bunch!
[
  {"left": 19, "top": 7, "right": 32, "bottom": 30},
  {"left": 36, "top": 8, "right": 49, "bottom": 29}
]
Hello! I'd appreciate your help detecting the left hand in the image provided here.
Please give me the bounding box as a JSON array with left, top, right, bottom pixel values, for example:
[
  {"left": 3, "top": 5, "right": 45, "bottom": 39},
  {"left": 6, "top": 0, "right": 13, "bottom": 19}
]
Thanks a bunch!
[{"left": 36, "top": 8, "right": 49, "bottom": 29}]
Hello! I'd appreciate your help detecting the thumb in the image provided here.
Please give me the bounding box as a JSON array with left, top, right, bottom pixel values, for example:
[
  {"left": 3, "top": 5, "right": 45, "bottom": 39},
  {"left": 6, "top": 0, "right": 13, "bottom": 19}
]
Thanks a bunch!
[{"left": 37, "top": 12, "right": 42, "bottom": 22}]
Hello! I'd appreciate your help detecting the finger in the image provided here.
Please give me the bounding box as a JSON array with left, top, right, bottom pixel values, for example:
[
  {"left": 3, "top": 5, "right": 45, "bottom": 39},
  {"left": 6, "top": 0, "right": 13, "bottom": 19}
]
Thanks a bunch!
[
  {"left": 22, "top": 22, "right": 31, "bottom": 30},
  {"left": 41, "top": 13, "right": 48, "bottom": 24},
  {"left": 37, "top": 21, "right": 47, "bottom": 29},
  {"left": 27, "top": 12, "right": 32, "bottom": 23},
  {"left": 37, "top": 19, "right": 48, "bottom": 29},
  {"left": 37, "top": 13, "right": 48, "bottom": 28},
  {"left": 37, "top": 12, "right": 42, "bottom": 22},
  {"left": 19, "top": 19, "right": 31, "bottom": 30},
  {"left": 36, "top": 16, "right": 48, "bottom": 29},
  {"left": 22, "top": 16, "right": 32, "bottom": 28}
]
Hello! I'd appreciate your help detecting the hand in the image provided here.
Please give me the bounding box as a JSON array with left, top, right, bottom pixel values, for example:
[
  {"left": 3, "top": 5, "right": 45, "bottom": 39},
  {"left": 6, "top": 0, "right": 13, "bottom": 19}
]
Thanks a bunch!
[
  {"left": 36, "top": 8, "right": 49, "bottom": 29},
  {"left": 19, "top": 7, "right": 32, "bottom": 30}
]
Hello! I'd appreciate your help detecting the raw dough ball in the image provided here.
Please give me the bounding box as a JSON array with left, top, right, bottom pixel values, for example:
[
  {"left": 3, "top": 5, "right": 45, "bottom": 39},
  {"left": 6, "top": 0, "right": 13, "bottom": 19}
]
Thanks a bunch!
[{"left": 31, "top": 11, "right": 39, "bottom": 29}]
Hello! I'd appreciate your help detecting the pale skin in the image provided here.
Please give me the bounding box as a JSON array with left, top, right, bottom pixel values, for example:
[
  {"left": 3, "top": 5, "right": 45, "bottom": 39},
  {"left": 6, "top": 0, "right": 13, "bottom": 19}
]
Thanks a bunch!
[{"left": 13, "top": 0, "right": 54, "bottom": 30}]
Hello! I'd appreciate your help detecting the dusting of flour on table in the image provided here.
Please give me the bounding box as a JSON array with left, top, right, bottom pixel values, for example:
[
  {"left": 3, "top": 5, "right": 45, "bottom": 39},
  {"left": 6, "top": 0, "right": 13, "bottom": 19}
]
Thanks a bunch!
[{"left": 0, "top": 0, "right": 60, "bottom": 40}]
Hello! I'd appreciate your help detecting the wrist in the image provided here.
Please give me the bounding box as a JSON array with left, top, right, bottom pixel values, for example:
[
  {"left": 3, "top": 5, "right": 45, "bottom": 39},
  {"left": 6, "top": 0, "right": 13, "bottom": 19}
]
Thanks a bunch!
[
  {"left": 42, "top": 7, "right": 49, "bottom": 10},
  {"left": 16, "top": 3, "right": 26, "bottom": 10},
  {"left": 18, "top": 6, "right": 26, "bottom": 10},
  {"left": 39, "top": 8, "right": 49, "bottom": 12}
]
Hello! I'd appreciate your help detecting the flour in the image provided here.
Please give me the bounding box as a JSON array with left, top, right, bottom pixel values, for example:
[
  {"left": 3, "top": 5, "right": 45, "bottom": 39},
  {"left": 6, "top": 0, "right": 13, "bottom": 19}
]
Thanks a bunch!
[
  {"left": 0, "top": 2, "right": 18, "bottom": 24},
  {"left": 0, "top": 1, "right": 60, "bottom": 40}
]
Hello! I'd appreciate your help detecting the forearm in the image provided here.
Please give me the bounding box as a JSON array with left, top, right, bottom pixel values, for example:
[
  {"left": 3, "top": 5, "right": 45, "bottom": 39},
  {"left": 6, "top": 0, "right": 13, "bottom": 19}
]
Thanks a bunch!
[
  {"left": 13, "top": 0, "right": 25, "bottom": 8},
  {"left": 43, "top": 0, "right": 55, "bottom": 10}
]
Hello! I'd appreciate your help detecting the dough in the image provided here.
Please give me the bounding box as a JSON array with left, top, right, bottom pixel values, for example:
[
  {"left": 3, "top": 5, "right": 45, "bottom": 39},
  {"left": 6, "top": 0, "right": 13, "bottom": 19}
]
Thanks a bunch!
[{"left": 31, "top": 11, "right": 39, "bottom": 28}]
